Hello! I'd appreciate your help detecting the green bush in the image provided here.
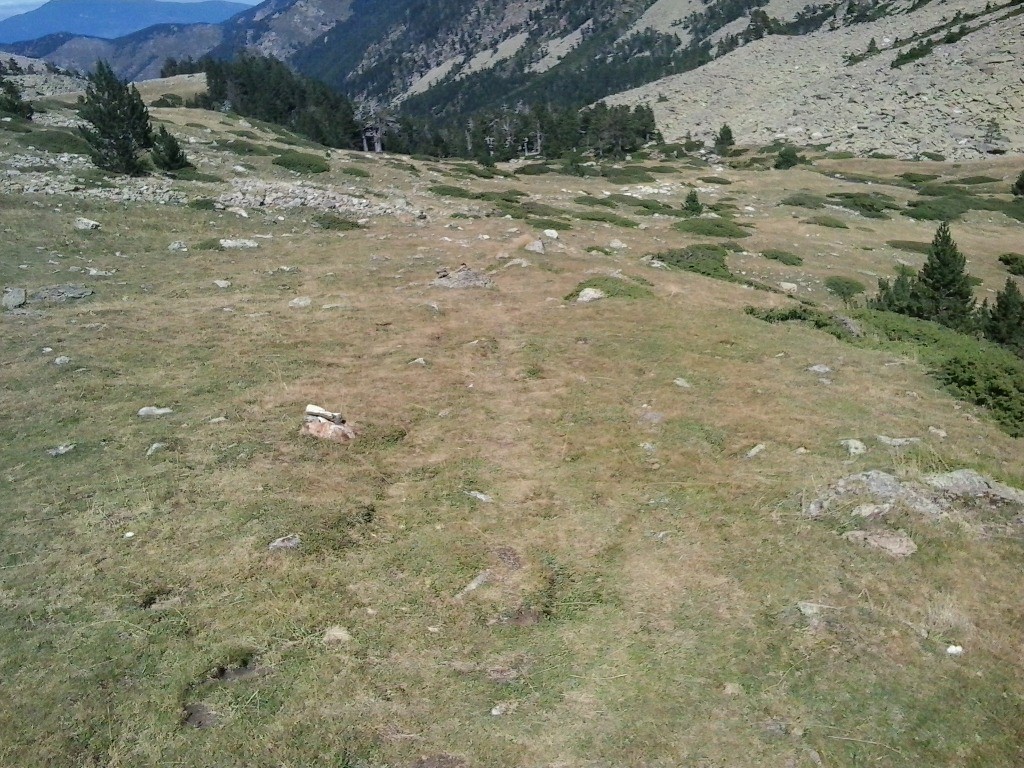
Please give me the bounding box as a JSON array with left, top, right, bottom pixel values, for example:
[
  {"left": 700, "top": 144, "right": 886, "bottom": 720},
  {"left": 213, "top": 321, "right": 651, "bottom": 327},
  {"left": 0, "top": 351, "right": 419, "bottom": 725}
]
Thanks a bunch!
[
  {"left": 429, "top": 184, "right": 476, "bottom": 199},
  {"left": 516, "top": 163, "right": 554, "bottom": 175},
  {"left": 573, "top": 196, "right": 618, "bottom": 208},
  {"left": 273, "top": 151, "right": 329, "bottom": 173},
  {"left": 827, "top": 191, "right": 900, "bottom": 218},
  {"left": 998, "top": 253, "right": 1024, "bottom": 276},
  {"left": 824, "top": 276, "right": 866, "bottom": 304},
  {"left": 220, "top": 138, "right": 274, "bottom": 156},
  {"left": 781, "top": 192, "right": 827, "bottom": 209},
  {"left": 899, "top": 172, "right": 940, "bottom": 183},
  {"left": 340, "top": 165, "right": 370, "bottom": 178},
  {"left": 187, "top": 197, "right": 217, "bottom": 210},
  {"left": 920, "top": 151, "right": 946, "bottom": 161},
  {"left": 1012, "top": 171, "right": 1024, "bottom": 197},
  {"left": 774, "top": 146, "right": 804, "bottom": 169},
  {"left": 886, "top": 239, "right": 931, "bottom": 254},
  {"left": 314, "top": 212, "right": 362, "bottom": 231},
  {"left": 698, "top": 176, "right": 733, "bottom": 185},
  {"left": 574, "top": 210, "right": 639, "bottom": 228},
  {"left": 602, "top": 166, "right": 655, "bottom": 184},
  {"left": 151, "top": 93, "right": 184, "bottom": 108},
  {"left": 762, "top": 249, "right": 803, "bottom": 266},
  {"left": 652, "top": 244, "right": 733, "bottom": 280},
  {"left": 804, "top": 215, "right": 848, "bottom": 228},
  {"left": 674, "top": 218, "right": 751, "bottom": 238},
  {"left": 529, "top": 218, "right": 572, "bottom": 231},
  {"left": 565, "top": 276, "right": 651, "bottom": 301},
  {"left": 745, "top": 305, "right": 854, "bottom": 340}
]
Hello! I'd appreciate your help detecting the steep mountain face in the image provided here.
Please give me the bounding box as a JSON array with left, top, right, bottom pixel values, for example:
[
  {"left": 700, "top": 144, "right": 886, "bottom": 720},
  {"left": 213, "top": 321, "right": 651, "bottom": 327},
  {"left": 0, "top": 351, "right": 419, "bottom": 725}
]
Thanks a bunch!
[
  {"left": 0, "top": 0, "right": 250, "bottom": 44},
  {"left": 2, "top": 0, "right": 1021, "bottom": 158}
]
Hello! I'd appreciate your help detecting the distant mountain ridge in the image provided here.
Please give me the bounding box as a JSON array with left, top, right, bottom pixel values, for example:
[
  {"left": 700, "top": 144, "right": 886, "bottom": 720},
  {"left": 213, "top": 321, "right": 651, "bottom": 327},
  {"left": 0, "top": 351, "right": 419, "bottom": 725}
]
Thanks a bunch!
[{"left": 0, "top": 0, "right": 249, "bottom": 44}]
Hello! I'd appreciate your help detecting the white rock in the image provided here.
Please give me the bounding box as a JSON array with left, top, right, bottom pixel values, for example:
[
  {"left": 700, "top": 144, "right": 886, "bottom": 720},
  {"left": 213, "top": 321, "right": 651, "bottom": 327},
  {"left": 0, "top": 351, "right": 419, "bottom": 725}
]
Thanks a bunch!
[
  {"left": 137, "top": 406, "right": 173, "bottom": 418},
  {"left": 219, "top": 238, "right": 259, "bottom": 249},
  {"left": 465, "top": 491, "right": 493, "bottom": 503},
  {"left": 323, "top": 626, "right": 353, "bottom": 645},
  {"left": 542, "top": 229, "right": 559, "bottom": 240},
  {"left": 74, "top": 217, "right": 100, "bottom": 230},
  {"left": 213, "top": 280, "right": 232, "bottom": 289},
  {"left": 146, "top": 442, "right": 168, "bottom": 457},
  {"left": 673, "top": 377, "right": 692, "bottom": 389},
  {"left": 839, "top": 438, "right": 867, "bottom": 456},
  {"left": 779, "top": 282, "right": 799, "bottom": 293},
  {"left": 289, "top": 296, "right": 312, "bottom": 309},
  {"left": 209, "top": 416, "right": 228, "bottom": 424},
  {"left": 47, "top": 443, "right": 75, "bottom": 457},
  {"left": 269, "top": 534, "right": 301, "bottom": 551},
  {"left": 53, "top": 355, "right": 72, "bottom": 366},
  {"left": 807, "top": 364, "right": 832, "bottom": 375},
  {"left": 609, "top": 239, "right": 628, "bottom": 250},
  {"left": 227, "top": 206, "right": 249, "bottom": 218},
  {"left": 524, "top": 240, "right": 545, "bottom": 254},
  {"left": 746, "top": 443, "right": 766, "bottom": 459},
  {"left": 409, "top": 357, "right": 427, "bottom": 366},
  {"left": 928, "top": 426, "right": 947, "bottom": 439},
  {"left": 946, "top": 645, "right": 964, "bottom": 656},
  {"left": 876, "top": 435, "right": 921, "bottom": 448},
  {"left": 168, "top": 241, "right": 188, "bottom": 252},
  {"left": 576, "top": 287, "right": 607, "bottom": 303}
]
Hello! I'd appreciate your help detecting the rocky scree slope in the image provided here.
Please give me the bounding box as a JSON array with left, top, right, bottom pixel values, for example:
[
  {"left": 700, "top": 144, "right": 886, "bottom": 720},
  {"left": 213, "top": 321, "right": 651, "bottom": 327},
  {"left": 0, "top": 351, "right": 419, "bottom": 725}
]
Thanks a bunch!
[{"left": 608, "top": 0, "right": 1024, "bottom": 160}]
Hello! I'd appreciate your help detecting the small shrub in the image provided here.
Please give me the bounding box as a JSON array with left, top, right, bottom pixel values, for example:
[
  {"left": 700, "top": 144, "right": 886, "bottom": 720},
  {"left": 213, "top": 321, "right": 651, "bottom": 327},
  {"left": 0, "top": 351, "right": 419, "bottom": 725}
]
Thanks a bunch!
[
  {"left": 715, "top": 124, "right": 734, "bottom": 154},
  {"left": 516, "top": 163, "right": 554, "bottom": 175},
  {"left": 273, "top": 151, "right": 329, "bottom": 174},
  {"left": 171, "top": 167, "right": 222, "bottom": 183},
  {"left": 684, "top": 190, "right": 703, "bottom": 215},
  {"left": 602, "top": 166, "right": 655, "bottom": 184},
  {"left": 827, "top": 191, "right": 899, "bottom": 218},
  {"left": 195, "top": 237, "right": 224, "bottom": 250},
  {"left": 314, "top": 212, "right": 362, "bottom": 231},
  {"left": 762, "top": 249, "right": 803, "bottom": 266},
  {"left": 804, "top": 215, "right": 848, "bottom": 228},
  {"left": 781, "top": 192, "right": 827, "bottom": 209},
  {"left": 824, "top": 276, "right": 866, "bottom": 304},
  {"left": 998, "top": 253, "right": 1024, "bottom": 276},
  {"left": 886, "top": 239, "right": 931, "bottom": 254},
  {"left": 920, "top": 151, "right": 946, "bottom": 161},
  {"left": 187, "top": 197, "right": 217, "bottom": 210},
  {"left": 575, "top": 210, "right": 639, "bottom": 228},
  {"left": 151, "top": 125, "right": 190, "bottom": 171},
  {"left": 899, "top": 172, "right": 940, "bottom": 183},
  {"left": 774, "top": 146, "right": 804, "bottom": 169},
  {"left": 653, "top": 244, "right": 732, "bottom": 280},
  {"left": 564, "top": 276, "right": 651, "bottom": 301},
  {"left": 220, "top": 138, "right": 273, "bottom": 156},
  {"left": 428, "top": 184, "right": 476, "bottom": 199},
  {"left": 529, "top": 218, "right": 572, "bottom": 230},
  {"left": 745, "top": 305, "right": 853, "bottom": 340},
  {"left": 957, "top": 175, "right": 1000, "bottom": 185},
  {"left": 674, "top": 218, "right": 751, "bottom": 238},
  {"left": 1013, "top": 171, "right": 1024, "bottom": 197},
  {"left": 573, "top": 196, "right": 618, "bottom": 208},
  {"left": 699, "top": 176, "right": 732, "bottom": 185},
  {"left": 151, "top": 93, "right": 184, "bottom": 108},
  {"left": 340, "top": 165, "right": 370, "bottom": 178}
]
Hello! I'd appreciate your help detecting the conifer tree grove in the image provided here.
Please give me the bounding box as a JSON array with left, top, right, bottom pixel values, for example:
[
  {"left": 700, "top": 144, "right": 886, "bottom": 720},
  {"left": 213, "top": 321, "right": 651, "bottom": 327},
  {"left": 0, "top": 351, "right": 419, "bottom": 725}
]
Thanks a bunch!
[
  {"left": 78, "top": 61, "right": 153, "bottom": 175},
  {"left": 151, "top": 125, "right": 191, "bottom": 171},
  {"left": 715, "top": 124, "right": 734, "bottom": 153},
  {"left": 0, "top": 74, "right": 33, "bottom": 119},
  {"left": 984, "top": 278, "right": 1024, "bottom": 357}
]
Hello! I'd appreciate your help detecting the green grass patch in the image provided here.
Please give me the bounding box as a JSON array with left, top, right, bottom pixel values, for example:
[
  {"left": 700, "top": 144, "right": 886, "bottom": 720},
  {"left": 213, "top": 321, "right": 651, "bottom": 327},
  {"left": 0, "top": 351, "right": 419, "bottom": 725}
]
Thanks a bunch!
[
  {"left": 219, "top": 138, "right": 274, "bottom": 156},
  {"left": 674, "top": 218, "right": 752, "bottom": 238},
  {"left": 827, "top": 191, "right": 900, "bottom": 218},
  {"left": 313, "top": 212, "right": 363, "bottom": 231},
  {"left": 574, "top": 210, "right": 638, "bottom": 228},
  {"left": 273, "top": 151, "right": 329, "bottom": 174},
  {"left": 887, "top": 239, "right": 931, "bottom": 254},
  {"left": 602, "top": 166, "right": 655, "bottom": 184},
  {"left": 762, "top": 249, "right": 803, "bottom": 266},
  {"left": 340, "top": 166, "right": 370, "bottom": 178},
  {"left": 781, "top": 192, "right": 828, "bottom": 209},
  {"left": 652, "top": 244, "right": 732, "bottom": 280},
  {"left": 899, "top": 172, "right": 940, "bottom": 183},
  {"left": 564, "top": 276, "right": 652, "bottom": 300},
  {"left": 956, "top": 175, "right": 1000, "bottom": 185},
  {"left": 803, "top": 215, "right": 848, "bottom": 228},
  {"left": 18, "top": 128, "right": 90, "bottom": 155}
]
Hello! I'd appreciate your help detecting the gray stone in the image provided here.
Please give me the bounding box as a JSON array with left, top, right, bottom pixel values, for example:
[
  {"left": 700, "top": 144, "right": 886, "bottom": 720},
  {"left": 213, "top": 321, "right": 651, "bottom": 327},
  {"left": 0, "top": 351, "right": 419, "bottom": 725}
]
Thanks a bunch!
[
  {"left": 576, "top": 287, "right": 606, "bottom": 303},
  {"left": 74, "top": 217, "right": 100, "bottom": 230},
  {"left": 219, "top": 238, "right": 259, "bottom": 250},
  {"left": 807, "top": 470, "right": 946, "bottom": 518},
  {"left": 53, "top": 355, "right": 71, "bottom": 366},
  {"left": 524, "top": 240, "right": 545, "bottom": 254},
  {"left": 47, "top": 443, "right": 75, "bottom": 457},
  {"left": 138, "top": 406, "right": 173, "bottom": 418},
  {"left": 146, "top": 442, "right": 168, "bottom": 457},
  {"left": 168, "top": 241, "right": 188, "bottom": 252},
  {"left": 746, "top": 443, "right": 767, "bottom": 459},
  {"left": 673, "top": 377, "right": 692, "bottom": 389},
  {"left": 807, "top": 364, "right": 832, "bottom": 375},
  {"left": 288, "top": 296, "right": 312, "bottom": 309},
  {"left": 2, "top": 287, "right": 27, "bottom": 309},
  {"left": 31, "top": 285, "right": 93, "bottom": 303},
  {"left": 542, "top": 229, "right": 559, "bottom": 240},
  {"left": 924, "top": 470, "right": 1024, "bottom": 505},
  {"left": 431, "top": 265, "right": 494, "bottom": 289},
  {"left": 876, "top": 435, "right": 921, "bottom": 448},
  {"left": 269, "top": 533, "right": 301, "bottom": 551},
  {"left": 839, "top": 438, "right": 867, "bottom": 456},
  {"left": 842, "top": 529, "right": 917, "bottom": 558},
  {"left": 213, "top": 280, "right": 232, "bottom": 289}
]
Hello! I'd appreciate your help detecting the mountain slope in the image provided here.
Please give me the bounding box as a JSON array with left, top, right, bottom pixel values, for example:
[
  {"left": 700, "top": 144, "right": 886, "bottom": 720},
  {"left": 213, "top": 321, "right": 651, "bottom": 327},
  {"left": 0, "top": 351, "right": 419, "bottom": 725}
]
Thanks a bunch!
[{"left": 0, "top": 0, "right": 249, "bottom": 44}]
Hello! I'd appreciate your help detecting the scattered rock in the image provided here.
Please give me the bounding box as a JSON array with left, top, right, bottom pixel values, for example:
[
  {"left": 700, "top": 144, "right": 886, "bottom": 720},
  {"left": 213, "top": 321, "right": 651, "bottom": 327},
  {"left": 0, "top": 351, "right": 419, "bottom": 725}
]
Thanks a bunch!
[
  {"left": 524, "top": 240, "right": 545, "bottom": 254},
  {"left": 31, "top": 284, "right": 93, "bottom": 303},
  {"left": 146, "top": 442, "right": 167, "bottom": 457},
  {"left": 576, "top": 287, "right": 606, "bottom": 303},
  {"left": 609, "top": 239, "right": 627, "bottom": 250},
  {"left": 269, "top": 534, "right": 301, "bottom": 551},
  {"left": 746, "top": 443, "right": 766, "bottom": 459},
  {"left": 928, "top": 426, "right": 948, "bottom": 439},
  {"left": 209, "top": 416, "right": 228, "bottom": 424},
  {"left": 432, "top": 265, "right": 494, "bottom": 289},
  {"left": 924, "top": 469, "right": 1024, "bottom": 505},
  {"left": 807, "top": 470, "right": 945, "bottom": 518},
  {"left": 86, "top": 267, "right": 115, "bottom": 276},
  {"left": 876, "top": 435, "right": 921, "bottom": 448},
  {"left": 542, "top": 229, "right": 559, "bottom": 240},
  {"left": 2, "top": 287, "right": 27, "bottom": 309},
  {"left": 219, "top": 238, "right": 258, "bottom": 249},
  {"left": 839, "top": 438, "right": 867, "bottom": 457},
  {"left": 74, "top": 217, "right": 100, "bottom": 230},
  {"left": 168, "top": 241, "right": 188, "bottom": 252},
  {"left": 842, "top": 529, "right": 918, "bottom": 558},
  {"left": 301, "top": 403, "right": 357, "bottom": 443},
  {"left": 639, "top": 410, "right": 665, "bottom": 425},
  {"left": 47, "top": 443, "right": 75, "bottom": 457},
  {"left": 137, "top": 406, "right": 173, "bottom": 418},
  {"left": 807, "top": 364, "right": 832, "bottom": 375},
  {"left": 465, "top": 491, "right": 493, "bottom": 503},
  {"left": 836, "top": 315, "right": 863, "bottom": 337},
  {"left": 213, "top": 280, "right": 232, "bottom": 289},
  {"left": 322, "top": 626, "right": 353, "bottom": 645},
  {"left": 53, "top": 355, "right": 71, "bottom": 366},
  {"left": 946, "top": 644, "right": 964, "bottom": 656},
  {"left": 410, "top": 357, "right": 427, "bottom": 366},
  {"left": 851, "top": 503, "right": 891, "bottom": 519},
  {"left": 288, "top": 296, "right": 312, "bottom": 309},
  {"left": 779, "top": 282, "right": 798, "bottom": 293},
  {"left": 454, "top": 570, "right": 492, "bottom": 600},
  {"left": 673, "top": 377, "right": 692, "bottom": 389}
]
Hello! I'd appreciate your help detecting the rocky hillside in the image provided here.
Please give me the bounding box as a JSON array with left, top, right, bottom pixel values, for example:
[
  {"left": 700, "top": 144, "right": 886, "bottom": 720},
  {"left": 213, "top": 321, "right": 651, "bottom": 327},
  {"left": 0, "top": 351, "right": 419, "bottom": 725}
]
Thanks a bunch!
[{"left": 608, "top": 0, "right": 1024, "bottom": 160}]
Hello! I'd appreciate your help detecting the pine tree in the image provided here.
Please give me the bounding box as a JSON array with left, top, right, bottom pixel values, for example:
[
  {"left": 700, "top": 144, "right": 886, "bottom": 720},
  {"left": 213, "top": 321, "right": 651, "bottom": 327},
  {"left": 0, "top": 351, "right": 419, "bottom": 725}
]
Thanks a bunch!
[
  {"left": 77, "top": 61, "right": 153, "bottom": 175},
  {"left": 684, "top": 189, "right": 703, "bottom": 215},
  {"left": 0, "top": 74, "right": 33, "bottom": 119},
  {"left": 715, "top": 124, "right": 734, "bottom": 154},
  {"left": 1012, "top": 170, "right": 1024, "bottom": 197},
  {"left": 984, "top": 278, "right": 1024, "bottom": 357},
  {"left": 871, "top": 271, "right": 917, "bottom": 314},
  {"left": 910, "top": 221, "right": 976, "bottom": 331},
  {"left": 151, "top": 125, "right": 191, "bottom": 171}
]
